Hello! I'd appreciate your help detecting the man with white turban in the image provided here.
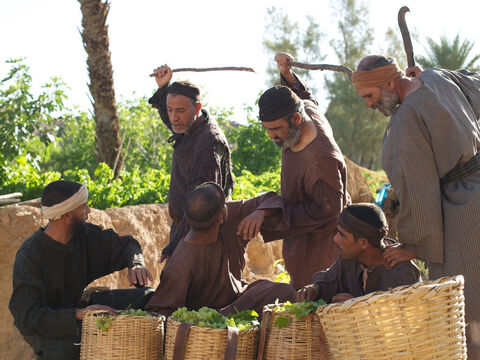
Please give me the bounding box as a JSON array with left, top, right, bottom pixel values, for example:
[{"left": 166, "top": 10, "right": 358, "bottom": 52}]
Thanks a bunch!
[{"left": 9, "top": 180, "right": 153, "bottom": 360}]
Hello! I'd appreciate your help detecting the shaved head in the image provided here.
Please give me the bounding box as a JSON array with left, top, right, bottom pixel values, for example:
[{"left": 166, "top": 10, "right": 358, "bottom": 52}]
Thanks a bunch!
[{"left": 184, "top": 182, "right": 226, "bottom": 229}]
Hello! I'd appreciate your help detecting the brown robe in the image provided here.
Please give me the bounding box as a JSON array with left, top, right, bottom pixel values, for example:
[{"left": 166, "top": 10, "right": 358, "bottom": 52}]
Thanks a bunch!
[
  {"left": 145, "top": 193, "right": 296, "bottom": 317},
  {"left": 311, "top": 240, "right": 420, "bottom": 303},
  {"left": 261, "top": 74, "right": 349, "bottom": 290},
  {"left": 149, "top": 86, "right": 234, "bottom": 257}
]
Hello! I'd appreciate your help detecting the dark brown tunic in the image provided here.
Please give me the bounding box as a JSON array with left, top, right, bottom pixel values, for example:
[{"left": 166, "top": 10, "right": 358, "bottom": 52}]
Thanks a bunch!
[
  {"left": 262, "top": 74, "right": 349, "bottom": 290},
  {"left": 149, "top": 86, "right": 234, "bottom": 257},
  {"left": 311, "top": 240, "right": 420, "bottom": 303},
  {"left": 145, "top": 193, "right": 296, "bottom": 316}
]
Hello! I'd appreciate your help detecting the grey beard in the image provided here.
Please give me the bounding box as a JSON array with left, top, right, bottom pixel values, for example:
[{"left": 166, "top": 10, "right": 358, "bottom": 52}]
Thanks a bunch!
[
  {"left": 377, "top": 89, "right": 399, "bottom": 116},
  {"left": 279, "top": 125, "right": 302, "bottom": 149}
]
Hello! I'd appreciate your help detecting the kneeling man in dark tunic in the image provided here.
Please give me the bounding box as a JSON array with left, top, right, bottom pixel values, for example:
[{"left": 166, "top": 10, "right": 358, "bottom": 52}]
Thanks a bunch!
[
  {"left": 9, "top": 180, "right": 154, "bottom": 360},
  {"left": 145, "top": 182, "right": 296, "bottom": 317},
  {"left": 297, "top": 203, "right": 420, "bottom": 303}
]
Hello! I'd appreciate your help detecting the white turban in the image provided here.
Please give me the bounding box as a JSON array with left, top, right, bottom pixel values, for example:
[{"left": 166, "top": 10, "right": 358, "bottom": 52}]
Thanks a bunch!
[{"left": 41, "top": 185, "right": 89, "bottom": 220}]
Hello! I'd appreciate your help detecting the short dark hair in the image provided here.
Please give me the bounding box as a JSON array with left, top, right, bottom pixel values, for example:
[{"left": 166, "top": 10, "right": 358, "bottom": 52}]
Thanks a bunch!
[
  {"left": 41, "top": 180, "right": 83, "bottom": 207},
  {"left": 356, "top": 55, "right": 396, "bottom": 72},
  {"left": 343, "top": 203, "right": 388, "bottom": 247},
  {"left": 184, "top": 182, "right": 225, "bottom": 230}
]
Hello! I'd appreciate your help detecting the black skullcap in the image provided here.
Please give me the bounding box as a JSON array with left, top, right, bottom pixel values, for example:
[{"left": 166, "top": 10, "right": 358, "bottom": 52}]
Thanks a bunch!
[
  {"left": 168, "top": 81, "right": 201, "bottom": 102},
  {"left": 258, "top": 86, "right": 301, "bottom": 122}
]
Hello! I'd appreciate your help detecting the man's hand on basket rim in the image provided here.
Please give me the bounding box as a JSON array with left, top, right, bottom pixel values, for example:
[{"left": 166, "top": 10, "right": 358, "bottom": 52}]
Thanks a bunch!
[{"left": 76, "top": 304, "right": 118, "bottom": 320}]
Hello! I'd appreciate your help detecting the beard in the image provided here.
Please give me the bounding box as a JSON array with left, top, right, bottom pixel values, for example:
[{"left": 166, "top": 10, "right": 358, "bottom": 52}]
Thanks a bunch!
[
  {"left": 274, "top": 124, "right": 302, "bottom": 149},
  {"left": 375, "top": 88, "right": 399, "bottom": 116},
  {"left": 70, "top": 217, "right": 88, "bottom": 239}
]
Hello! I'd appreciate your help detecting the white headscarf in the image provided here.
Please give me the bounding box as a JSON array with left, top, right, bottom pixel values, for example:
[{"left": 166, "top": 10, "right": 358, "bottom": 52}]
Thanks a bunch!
[{"left": 41, "top": 185, "right": 89, "bottom": 220}]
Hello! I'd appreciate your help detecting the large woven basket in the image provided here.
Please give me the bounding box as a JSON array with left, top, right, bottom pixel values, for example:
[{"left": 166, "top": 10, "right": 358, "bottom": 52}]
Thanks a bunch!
[
  {"left": 317, "top": 275, "right": 467, "bottom": 359},
  {"left": 164, "top": 317, "right": 259, "bottom": 360},
  {"left": 80, "top": 311, "right": 165, "bottom": 360},
  {"left": 256, "top": 303, "right": 329, "bottom": 360}
]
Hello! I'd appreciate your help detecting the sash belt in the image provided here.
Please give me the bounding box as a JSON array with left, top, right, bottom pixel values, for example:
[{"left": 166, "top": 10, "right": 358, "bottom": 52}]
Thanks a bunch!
[{"left": 440, "top": 151, "right": 480, "bottom": 185}]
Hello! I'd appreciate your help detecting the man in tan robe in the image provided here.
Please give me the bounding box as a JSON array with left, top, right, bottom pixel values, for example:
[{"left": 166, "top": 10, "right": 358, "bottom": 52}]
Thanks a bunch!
[
  {"left": 145, "top": 182, "right": 296, "bottom": 317},
  {"left": 352, "top": 55, "right": 480, "bottom": 357},
  {"left": 256, "top": 53, "right": 349, "bottom": 290}
]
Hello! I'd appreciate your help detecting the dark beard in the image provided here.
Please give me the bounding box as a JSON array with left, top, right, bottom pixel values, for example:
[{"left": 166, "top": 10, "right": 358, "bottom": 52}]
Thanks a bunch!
[
  {"left": 70, "top": 217, "right": 88, "bottom": 240},
  {"left": 275, "top": 124, "right": 301, "bottom": 149}
]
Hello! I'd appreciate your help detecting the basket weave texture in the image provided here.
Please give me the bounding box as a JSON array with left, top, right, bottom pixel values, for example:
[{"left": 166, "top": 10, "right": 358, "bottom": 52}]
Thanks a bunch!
[
  {"left": 164, "top": 318, "right": 259, "bottom": 360},
  {"left": 80, "top": 311, "right": 165, "bottom": 360},
  {"left": 317, "top": 275, "right": 467, "bottom": 359},
  {"left": 258, "top": 304, "right": 328, "bottom": 360}
]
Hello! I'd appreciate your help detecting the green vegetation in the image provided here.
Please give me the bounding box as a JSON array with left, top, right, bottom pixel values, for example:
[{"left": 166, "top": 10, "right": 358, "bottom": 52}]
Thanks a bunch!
[
  {"left": 172, "top": 307, "right": 259, "bottom": 330},
  {"left": 272, "top": 299, "right": 327, "bottom": 328}
]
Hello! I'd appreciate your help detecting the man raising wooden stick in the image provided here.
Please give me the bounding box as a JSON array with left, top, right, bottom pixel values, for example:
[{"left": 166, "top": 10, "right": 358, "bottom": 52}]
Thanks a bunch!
[{"left": 149, "top": 65, "right": 234, "bottom": 261}]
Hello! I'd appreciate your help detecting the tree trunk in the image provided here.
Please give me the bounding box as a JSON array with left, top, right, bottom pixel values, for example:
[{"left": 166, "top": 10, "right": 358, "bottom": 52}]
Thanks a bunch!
[{"left": 79, "top": 0, "right": 123, "bottom": 176}]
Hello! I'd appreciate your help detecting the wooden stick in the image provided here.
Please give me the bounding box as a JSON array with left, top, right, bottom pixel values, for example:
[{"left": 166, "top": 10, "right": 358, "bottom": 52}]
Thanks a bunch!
[
  {"left": 149, "top": 66, "right": 255, "bottom": 77},
  {"left": 0, "top": 199, "right": 20, "bottom": 205},
  {"left": 0, "top": 192, "right": 22, "bottom": 200},
  {"left": 287, "top": 61, "right": 353, "bottom": 78}
]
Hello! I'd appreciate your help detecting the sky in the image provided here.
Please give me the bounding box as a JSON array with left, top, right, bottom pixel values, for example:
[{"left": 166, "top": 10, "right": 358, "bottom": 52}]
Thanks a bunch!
[{"left": 1, "top": 0, "right": 480, "bottom": 123}]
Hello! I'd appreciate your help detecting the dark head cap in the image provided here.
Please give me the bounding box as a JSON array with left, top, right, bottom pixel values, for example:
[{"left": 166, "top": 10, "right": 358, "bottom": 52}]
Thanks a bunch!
[
  {"left": 167, "top": 81, "right": 201, "bottom": 102},
  {"left": 258, "top": 86, "right": 301, "bottom": 122}
]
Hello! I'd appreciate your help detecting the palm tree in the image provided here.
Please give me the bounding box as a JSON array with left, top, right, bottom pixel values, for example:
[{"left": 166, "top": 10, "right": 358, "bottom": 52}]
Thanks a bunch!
[
  {"left": 78, "top": 0, "right": 123, "bottom": 176},
  {"left": 416, "top": 33, "right": 480, "bottom": 72}
]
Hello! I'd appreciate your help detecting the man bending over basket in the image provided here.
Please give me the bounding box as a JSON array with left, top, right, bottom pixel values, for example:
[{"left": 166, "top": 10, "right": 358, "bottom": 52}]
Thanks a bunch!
[
  {"left": 297, "top": 203, "right": 420, "bottom": 303},
  {"left": 145, "top": 182, "right": 297, "bottom": 317},
  {"left": 9, "top": 180, "right": 154, "bottom": 360}
]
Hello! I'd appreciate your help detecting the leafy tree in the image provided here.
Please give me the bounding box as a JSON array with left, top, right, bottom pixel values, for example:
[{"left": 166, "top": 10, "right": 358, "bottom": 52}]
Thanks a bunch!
[
  {"left": 262, "top": 6, "right": 325, "bottom": 87},
  {"left": 416, "top": 33, "right": 480, "bottom": 72},
  {"left": 325, "top": 0, "right": 389, "bottom": 170},
  {"left": 226, "top": 106, "right": 281, "bottom": 176},
  {"left": 384, "top": 28, "right": 407, "bottom": 71},
  {"left": 0, "top": 59, "right": 68, "bottom": 180},
  {"left": 117, "top": 97, "right": 172, "bottom": 172}
]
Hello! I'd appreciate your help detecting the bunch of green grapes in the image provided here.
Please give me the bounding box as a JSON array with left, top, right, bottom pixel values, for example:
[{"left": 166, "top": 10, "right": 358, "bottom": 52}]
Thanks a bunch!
[
  {"left": 226, "top": 309, "right": 260, "bottom": 330},
  {"left": 273, "top": 299, "right": 326, "bottom": 328},
  {"left": 95, "top": 315, "right": 114, "bottom": 332},
  {"left": 119, "top": 308, "right": 150, "bottom": 316},
  {"left": 172, "top": 307, "right": 259, "bottom": 330}
]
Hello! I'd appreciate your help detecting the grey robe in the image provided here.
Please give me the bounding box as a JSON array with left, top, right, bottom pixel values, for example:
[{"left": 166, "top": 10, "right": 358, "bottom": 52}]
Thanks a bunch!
[{"left": 381, "top": 68, "right": 480, "bottom": 355}]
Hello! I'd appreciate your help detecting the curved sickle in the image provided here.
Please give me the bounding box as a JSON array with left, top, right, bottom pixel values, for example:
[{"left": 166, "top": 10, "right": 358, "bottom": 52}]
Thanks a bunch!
[{"left": 398, "top": 6, "right": 416, "bottom": 76}]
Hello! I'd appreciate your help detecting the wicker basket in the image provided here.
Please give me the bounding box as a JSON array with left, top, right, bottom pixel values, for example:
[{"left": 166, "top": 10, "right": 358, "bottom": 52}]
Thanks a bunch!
[
  {"left": 256, "top": 303, "right": 329, "bottom": 360},
  {"left": 317, "top": 275, "right": 467, "bottom": 359},
  {"left": 164, "top": 317, "right": 259, "bottom": 360},
  {"left": 80, "top": 311, "right": 165, "bottom": 360}
]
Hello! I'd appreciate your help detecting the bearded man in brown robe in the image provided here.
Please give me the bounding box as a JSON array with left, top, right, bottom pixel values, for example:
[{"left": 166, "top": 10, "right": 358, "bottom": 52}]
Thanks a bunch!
[
  {"left": 256, "top": 52, "right": 349, "bottom": 290},
  {"left": 149, "top": 65, "right": 234, "bottom": 262},
  {"left": 352, "top": 55, "right": 480, "bottom": 357}
]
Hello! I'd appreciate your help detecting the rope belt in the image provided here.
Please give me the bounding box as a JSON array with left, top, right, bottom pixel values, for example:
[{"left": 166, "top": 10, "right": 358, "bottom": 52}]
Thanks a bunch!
[{"left": 440, "top": 151, "right": 480, "bottom": 186}]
